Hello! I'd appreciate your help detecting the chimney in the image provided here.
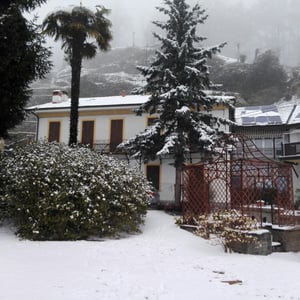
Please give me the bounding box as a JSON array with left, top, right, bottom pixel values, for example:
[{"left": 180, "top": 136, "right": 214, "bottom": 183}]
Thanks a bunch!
[{"left": 52, "top": 90, "right": 68, "bottom": 103}]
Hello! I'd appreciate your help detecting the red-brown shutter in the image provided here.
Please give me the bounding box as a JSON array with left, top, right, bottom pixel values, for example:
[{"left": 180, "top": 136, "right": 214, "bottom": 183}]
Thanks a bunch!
[
  {"left": 48, "top": 122, "right": 60, "bottom": 142},
  {"left": 81, "top": 121, "right": 94, "bottom": 148},
  {"left": 110, "top": 119, "right": 123, "bottom": 152}
]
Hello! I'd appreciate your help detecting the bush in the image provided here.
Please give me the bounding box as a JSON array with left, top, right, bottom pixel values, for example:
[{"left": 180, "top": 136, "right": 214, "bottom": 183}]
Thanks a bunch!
[
  {"left": 177, "top": 210, "right": 259, "bottom": 253},
  {"left": 0, "top": 141, "right": 151, "bottom": 240}
]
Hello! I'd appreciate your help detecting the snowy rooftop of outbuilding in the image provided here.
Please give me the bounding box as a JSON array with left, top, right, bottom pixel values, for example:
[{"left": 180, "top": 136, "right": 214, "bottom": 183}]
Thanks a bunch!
[{"left": 235, "top": 98, "right": 300, "bottom": 126}]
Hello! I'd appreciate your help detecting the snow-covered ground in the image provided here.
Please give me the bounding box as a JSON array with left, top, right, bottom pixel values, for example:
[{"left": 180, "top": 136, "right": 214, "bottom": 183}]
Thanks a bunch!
[{"left": 1, "top": 210, "right": 299, "bottom": 300}]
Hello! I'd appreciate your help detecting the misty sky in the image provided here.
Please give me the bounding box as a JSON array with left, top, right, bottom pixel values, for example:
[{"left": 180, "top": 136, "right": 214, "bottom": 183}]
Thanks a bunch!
[
  {"left": 34, "top": 0, "right": 199, "bottom": 48},
  {"left": 34, "top": 0, "right": 256, "bottom": 46},
  {"left": 30, "top": 0, "right": 300, "bottom": 67}
]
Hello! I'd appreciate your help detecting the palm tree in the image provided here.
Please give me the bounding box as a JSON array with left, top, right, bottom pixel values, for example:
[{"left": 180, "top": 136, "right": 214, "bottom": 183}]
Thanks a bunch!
[{"left": 42, "top": 5, "right": 112, "bottom": 145}]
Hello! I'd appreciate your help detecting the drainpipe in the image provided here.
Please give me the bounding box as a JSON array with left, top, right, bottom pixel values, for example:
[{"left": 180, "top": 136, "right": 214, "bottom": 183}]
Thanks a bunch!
[
  {"left": 273, "top": 137, "right": 275, "bottom": 159},
  {"left": 31, "top": 111, "right": 39, "bottom": 142}
]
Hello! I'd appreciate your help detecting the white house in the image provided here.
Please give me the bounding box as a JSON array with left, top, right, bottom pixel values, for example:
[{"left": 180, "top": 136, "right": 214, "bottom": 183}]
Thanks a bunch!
[{"left": 29, "top": 92, "right": 233, "bottom": 203}]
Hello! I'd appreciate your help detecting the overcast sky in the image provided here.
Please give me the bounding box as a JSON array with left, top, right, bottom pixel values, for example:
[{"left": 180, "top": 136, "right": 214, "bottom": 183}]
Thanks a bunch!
[
  {"left": 32, "top": 0, "right": 256, "bottom": 48},
  {"left": 29, "top": 0, "right": 299, "bottom": 67},
  {"left": 33, "top": 0, "right": 186, "bottom": 47}
]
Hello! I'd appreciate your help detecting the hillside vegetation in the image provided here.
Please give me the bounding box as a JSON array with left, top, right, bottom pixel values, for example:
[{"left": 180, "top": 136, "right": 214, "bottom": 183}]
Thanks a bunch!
[{"left": 30, "top": 47, "right": 294, "bottom": 107}]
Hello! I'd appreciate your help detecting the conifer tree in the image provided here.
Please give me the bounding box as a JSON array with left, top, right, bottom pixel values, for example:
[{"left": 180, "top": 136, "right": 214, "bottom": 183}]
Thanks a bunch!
[
  {"left": 121, "top": 0, "right": 233, "bottom": 207},
  {"left": 0, "top": 0, "right": 51, "bottom": 138}
]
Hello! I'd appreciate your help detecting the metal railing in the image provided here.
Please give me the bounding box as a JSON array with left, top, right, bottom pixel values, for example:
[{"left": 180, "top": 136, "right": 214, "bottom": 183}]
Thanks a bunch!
[
  {"left": 88, "top": 140, "right": 126, "bottom": 154},
  {"left": 282, "top": 142, "right": 300, "bottom": 157}
]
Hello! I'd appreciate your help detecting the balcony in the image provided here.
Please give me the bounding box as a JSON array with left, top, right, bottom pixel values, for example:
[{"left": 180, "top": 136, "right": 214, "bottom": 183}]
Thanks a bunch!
[
  {"left": 80, "top": 140, "right": 127, "bottom": 155},
  {"left": 279, "top": 142, "right": 300, "bottom": 162}
]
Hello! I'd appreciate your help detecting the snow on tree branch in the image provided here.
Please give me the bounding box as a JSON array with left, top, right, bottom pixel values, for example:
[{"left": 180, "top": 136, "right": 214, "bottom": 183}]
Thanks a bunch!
[{"left": 120, "top": 0, "right": 234, "bottom": 168}]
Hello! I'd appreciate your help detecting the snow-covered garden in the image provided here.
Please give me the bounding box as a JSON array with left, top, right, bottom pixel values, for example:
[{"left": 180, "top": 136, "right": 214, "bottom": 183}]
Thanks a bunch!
[{"left": 1, "top": 210, "right": 300, "bottom": 300}]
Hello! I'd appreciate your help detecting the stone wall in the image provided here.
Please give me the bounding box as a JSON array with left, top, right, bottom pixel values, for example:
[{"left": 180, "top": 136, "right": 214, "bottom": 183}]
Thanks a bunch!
[
  {"left": 230, "top": 230, "right": 272, "bottom": 255},
  {"left": 271, "top": 227, "right": 300, "bottom": 252}
]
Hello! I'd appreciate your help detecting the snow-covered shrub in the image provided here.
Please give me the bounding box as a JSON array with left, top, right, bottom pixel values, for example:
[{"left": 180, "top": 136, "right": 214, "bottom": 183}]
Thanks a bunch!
[
  {"left": 206, "top": 211, "right": 259, "bottom": 253},
  {"left": 0, "top": 141, "right": 151, "bottom": 240},
  {"left": 0, "top": 152, "right": 10, "bottom": 222},
  {"left": 177, "top": 210, "right": 259, "bottom": 253}
]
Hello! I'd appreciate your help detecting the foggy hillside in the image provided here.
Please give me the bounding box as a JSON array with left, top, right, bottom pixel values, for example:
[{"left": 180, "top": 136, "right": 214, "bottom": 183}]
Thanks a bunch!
[
  {"left": 30, "top": 47, "right": 155, "bottom": 105},
  {"left": 30, "top": 45, "right": 292, "bottom": 108},
  {"left": 30, "top": 46, "right": 246, "bottom": 107}
]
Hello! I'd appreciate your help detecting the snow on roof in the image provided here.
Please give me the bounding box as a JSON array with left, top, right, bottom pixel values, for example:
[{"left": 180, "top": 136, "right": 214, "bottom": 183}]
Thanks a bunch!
[
  {"left": 28, "top": 95, "right": 151, "bottom": 111},
  {"left": 284, "top": 100, "right": 300, "bottom": 125},
  {"left": 235, "top": 105, "right": 283, "bottom": 126},
  {"left": 276, "top": 102, "right": 295, "bottom": 124},
  {"left": 235, "top": 99, "right": 300, "bottom": 126},
  {"left": 217, "top": 54, "right": 238, "bottom": 64},
  {"left": 203, "top": 90, "right": 236, "bottom": 104},
  {"left": 28, "top": 92, "right": 234, "bottom": 112}
]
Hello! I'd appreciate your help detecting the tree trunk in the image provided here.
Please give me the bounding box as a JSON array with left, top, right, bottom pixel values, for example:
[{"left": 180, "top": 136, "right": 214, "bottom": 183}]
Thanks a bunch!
[
  {"left": 174, "top": 167, "right": 182, "bottom": 211},
  {"left": 69, "top": 47, "right": 82, "bottom": 146}
]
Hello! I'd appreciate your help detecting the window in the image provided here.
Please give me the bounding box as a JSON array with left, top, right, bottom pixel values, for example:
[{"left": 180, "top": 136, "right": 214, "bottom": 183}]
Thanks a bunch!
[
  {"left": 147, "top": 117, "right": 158, "bottom": 127},
  {"left": 253, "top": 138, "right": 278, "bottom": 158},
  {"left": 48, "top": 121, "right": 60, "bottom": 142},
  {"left": 263, "top": 139, "right": 273, "bottom": 156},
  {"left": 110, "top": 119, "right": 123, "bottom": 152},
  {"left": 283, "top": 134, "right": 290, "bottom": 144},
  {"left": 146, "top": 165, "right": 160, "bottom": 191},
  {"left": 81, "top": 120, "right": 94, "bottom": 148},
  {"left": 291, "top": 132, "right": 300, "bottom": 143}
]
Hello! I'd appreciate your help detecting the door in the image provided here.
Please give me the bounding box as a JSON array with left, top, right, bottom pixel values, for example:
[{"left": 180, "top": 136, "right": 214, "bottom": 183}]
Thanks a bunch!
[
  {"left": 110, "top": 119, "right": 123, "bottom": 152},
  {"left": 146, "top": 165, "right": 160, "bottom": 191},
  {"left": 48, "top": 121, "right": 60, "bottom": 142},
  {"left": 81, "top": 120, "right": 94, "bottom": 148}
]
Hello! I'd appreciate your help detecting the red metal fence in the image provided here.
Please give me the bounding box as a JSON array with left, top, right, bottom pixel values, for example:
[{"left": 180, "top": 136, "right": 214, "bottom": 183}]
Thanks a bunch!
[{"left": 182, "top": 135, "right": 295, "bottom": 226}]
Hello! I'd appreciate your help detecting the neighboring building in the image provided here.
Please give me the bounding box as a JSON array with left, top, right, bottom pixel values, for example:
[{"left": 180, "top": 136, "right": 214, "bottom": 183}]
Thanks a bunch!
[
  {"left": 29, "top": 91, "right": 234, "bottom": 203},
  {"left": 234, "top": 98, "right": 300, "bottom": 194}
]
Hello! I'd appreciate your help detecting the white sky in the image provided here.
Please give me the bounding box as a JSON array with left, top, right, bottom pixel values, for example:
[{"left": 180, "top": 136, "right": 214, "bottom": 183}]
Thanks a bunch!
[
  {"left": 31, "top": 0, "right": 300, "bottom": 67},
  {"left": 31, "top": 0, "right": 254, "bottom": 48}
]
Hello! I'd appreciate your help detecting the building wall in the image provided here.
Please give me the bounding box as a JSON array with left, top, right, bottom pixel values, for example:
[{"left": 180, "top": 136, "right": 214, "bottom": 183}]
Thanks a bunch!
[
  {"left": 129, "top": 159, "right": 176, "bottom": 202},
  {"left": 38, "top": 116, "right": 70, "bottom": 142},
  {"left": 37, "top": 112, "right": 148, "bottom": 143},
  {"left": 35, "top": 105, "right": 230, "bottom": 202}
]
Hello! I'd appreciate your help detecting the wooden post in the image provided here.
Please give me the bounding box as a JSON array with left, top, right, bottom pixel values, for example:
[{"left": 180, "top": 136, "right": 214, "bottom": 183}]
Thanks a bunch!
[{"left": 174, "top": 167, "right": 182, "bottom": 211}]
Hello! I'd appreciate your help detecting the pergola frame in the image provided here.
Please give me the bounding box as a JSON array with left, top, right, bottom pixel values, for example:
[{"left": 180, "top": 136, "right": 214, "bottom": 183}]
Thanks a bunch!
[{"left": 182, "top": 134, "right": 295, "bottom": 226}]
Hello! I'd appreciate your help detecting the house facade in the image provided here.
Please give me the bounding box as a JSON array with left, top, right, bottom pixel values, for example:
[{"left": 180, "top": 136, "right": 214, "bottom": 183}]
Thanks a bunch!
[
  {"left": 234, "top": 99, "right": 300, "bottom": 195},
  {"left": 29, "top": 92, "right": 233, "bottom": 203}
]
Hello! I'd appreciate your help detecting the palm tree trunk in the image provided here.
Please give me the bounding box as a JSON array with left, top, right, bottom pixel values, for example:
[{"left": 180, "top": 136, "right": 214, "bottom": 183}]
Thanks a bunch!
[{"left": 69, "top": 47, "right": 82, "bottom": 146}]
